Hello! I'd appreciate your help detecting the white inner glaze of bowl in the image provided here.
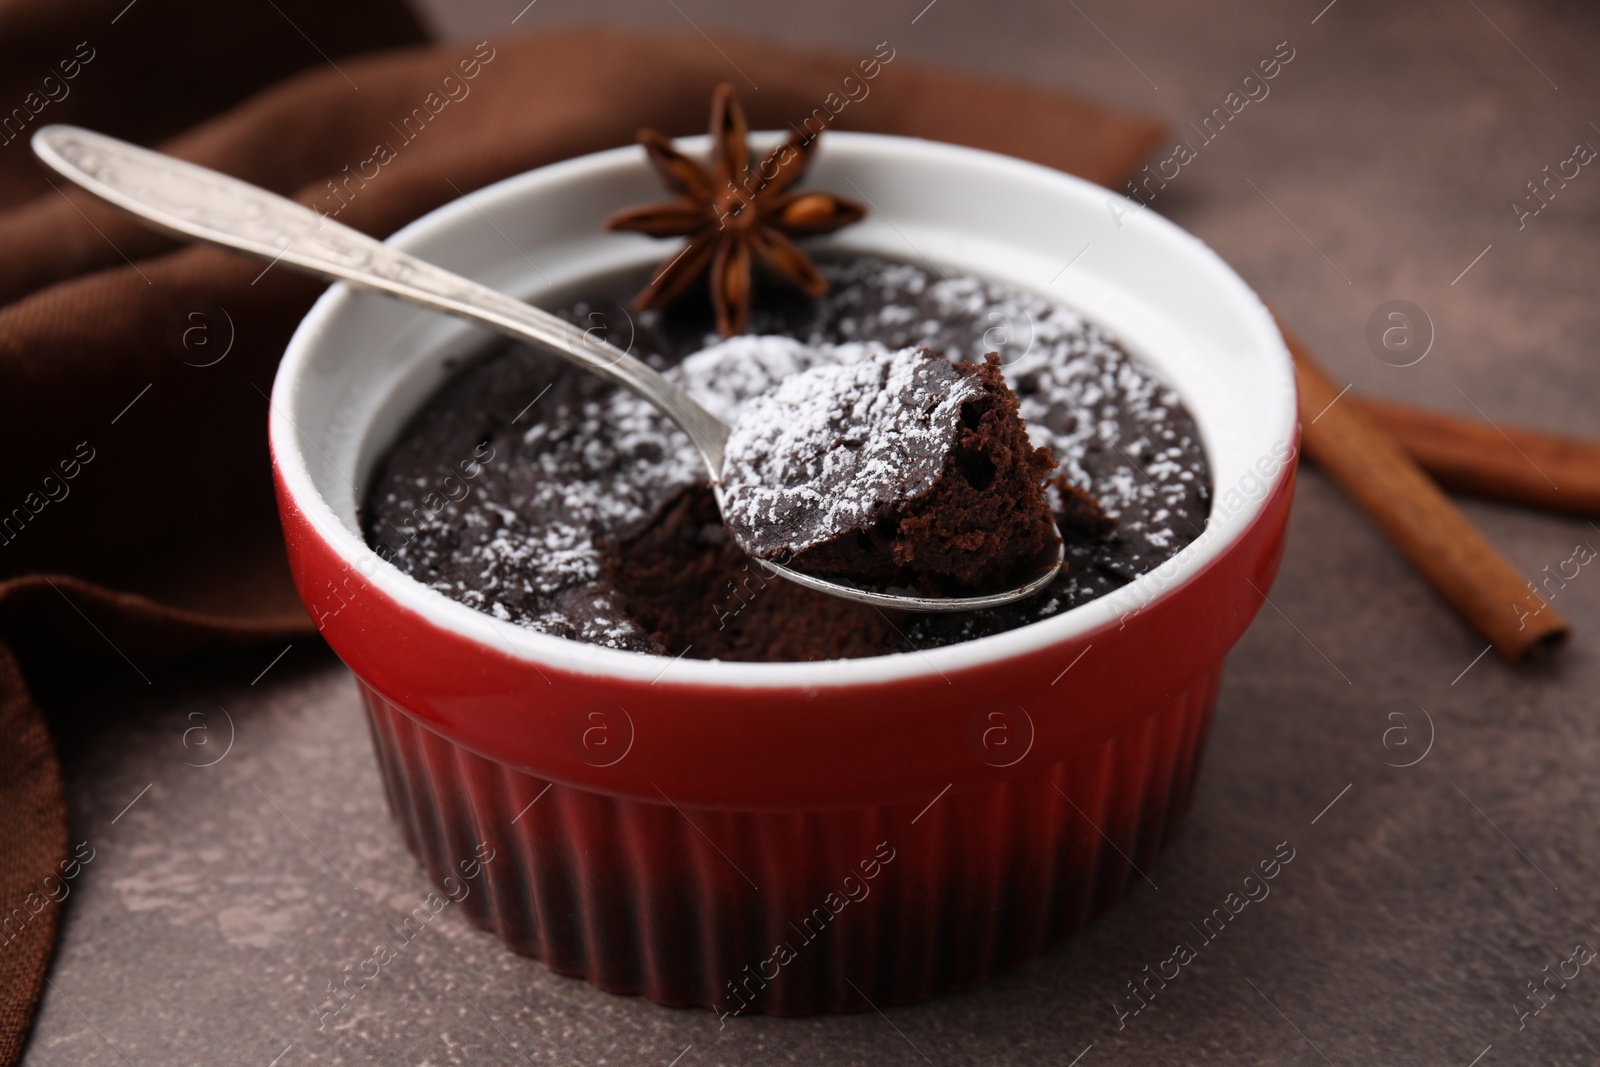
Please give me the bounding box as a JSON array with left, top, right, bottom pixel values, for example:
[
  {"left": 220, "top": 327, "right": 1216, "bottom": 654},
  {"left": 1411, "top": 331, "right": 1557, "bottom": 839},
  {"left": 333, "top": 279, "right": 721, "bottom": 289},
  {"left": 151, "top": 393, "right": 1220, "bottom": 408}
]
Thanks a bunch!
[{"left": 273, "top": 132, "right": 1297, "bottom": 687}]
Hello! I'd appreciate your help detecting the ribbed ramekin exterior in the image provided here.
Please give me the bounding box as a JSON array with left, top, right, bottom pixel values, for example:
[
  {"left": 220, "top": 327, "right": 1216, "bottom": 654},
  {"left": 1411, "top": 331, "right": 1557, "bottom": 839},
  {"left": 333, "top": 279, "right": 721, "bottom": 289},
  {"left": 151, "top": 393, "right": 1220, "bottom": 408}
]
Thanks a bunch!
[{"left": 358, "top": 661, "right": 1223, "bottom": 1015}]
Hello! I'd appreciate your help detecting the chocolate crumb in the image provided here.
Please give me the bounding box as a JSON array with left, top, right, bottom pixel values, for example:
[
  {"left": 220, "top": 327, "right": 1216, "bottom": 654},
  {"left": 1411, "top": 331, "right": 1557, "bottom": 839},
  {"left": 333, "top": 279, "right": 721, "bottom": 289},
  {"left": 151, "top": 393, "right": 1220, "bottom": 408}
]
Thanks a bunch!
[{"left": 722, "top": 348, "right": 1057, "bottom": 593}]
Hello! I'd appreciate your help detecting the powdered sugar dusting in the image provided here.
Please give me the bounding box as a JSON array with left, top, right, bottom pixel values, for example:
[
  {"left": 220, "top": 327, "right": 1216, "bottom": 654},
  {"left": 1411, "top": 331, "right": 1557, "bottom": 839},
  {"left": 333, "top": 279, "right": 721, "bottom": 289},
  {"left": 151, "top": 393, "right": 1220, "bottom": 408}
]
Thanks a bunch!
[
  {"left": 364, "top": 255, "right": 1211, "bottom": 656},
  {"left": 720, "top": 346, "right": 979, "bottom": 557}
]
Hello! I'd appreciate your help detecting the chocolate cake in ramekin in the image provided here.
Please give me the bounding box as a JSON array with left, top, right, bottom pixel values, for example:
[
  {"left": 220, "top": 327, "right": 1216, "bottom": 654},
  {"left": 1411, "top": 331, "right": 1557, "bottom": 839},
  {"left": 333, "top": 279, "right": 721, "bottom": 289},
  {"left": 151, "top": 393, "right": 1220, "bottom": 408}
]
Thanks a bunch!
[{"left": 270, "top": 132, "right": 1298, "bottom": 1014}]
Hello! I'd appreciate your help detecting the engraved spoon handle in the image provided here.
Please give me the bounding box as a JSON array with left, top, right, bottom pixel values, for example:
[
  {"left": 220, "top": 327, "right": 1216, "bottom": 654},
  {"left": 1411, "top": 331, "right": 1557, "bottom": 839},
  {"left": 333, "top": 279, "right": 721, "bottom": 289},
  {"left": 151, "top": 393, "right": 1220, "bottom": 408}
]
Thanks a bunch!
[{"left": 30, "top": 124, "right": 730, "bottom": 478}]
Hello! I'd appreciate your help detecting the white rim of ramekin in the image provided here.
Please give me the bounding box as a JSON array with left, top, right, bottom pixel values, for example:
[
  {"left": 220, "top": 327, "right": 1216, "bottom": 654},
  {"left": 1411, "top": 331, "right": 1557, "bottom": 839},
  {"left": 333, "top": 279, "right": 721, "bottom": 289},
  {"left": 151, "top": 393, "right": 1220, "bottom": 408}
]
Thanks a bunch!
[{"left": 272, "top": 132, "right": 1295, "bottom": 689}]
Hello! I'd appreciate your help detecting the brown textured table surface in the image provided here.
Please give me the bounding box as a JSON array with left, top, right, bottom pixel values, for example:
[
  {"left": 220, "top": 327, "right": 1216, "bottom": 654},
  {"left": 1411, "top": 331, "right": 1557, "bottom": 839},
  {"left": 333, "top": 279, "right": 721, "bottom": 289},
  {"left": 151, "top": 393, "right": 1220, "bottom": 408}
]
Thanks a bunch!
[{"left": 25, "top": 1, "right": 1600, "bottom": 1064}]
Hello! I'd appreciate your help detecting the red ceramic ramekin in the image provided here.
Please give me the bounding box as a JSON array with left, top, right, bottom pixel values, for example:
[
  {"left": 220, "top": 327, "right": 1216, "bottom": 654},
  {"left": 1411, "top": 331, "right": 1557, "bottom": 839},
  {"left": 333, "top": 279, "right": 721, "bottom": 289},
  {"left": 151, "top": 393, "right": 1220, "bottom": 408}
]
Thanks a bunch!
[{"left": 270, "top": 133, "right": 1298, "bottom": 1015}]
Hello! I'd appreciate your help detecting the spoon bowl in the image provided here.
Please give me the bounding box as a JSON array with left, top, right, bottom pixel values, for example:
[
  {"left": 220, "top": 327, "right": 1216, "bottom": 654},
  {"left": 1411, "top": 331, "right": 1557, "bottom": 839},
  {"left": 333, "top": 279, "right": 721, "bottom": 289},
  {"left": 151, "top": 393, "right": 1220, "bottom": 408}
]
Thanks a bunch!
[{"left": 31, "top": 123, "right": 1062, "bottom": 612}]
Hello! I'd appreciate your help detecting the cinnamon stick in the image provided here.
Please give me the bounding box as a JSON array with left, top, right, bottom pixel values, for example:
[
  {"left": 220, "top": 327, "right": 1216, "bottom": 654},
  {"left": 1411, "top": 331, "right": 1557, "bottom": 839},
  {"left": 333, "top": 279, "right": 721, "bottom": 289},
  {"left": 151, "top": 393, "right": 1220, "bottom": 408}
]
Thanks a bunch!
[
  {"left": 1285, "top": 326, "right": 1568, "bottom": 663},
  {"left": 1356, "top": 398, "right": 1600, "bottom": 516}
]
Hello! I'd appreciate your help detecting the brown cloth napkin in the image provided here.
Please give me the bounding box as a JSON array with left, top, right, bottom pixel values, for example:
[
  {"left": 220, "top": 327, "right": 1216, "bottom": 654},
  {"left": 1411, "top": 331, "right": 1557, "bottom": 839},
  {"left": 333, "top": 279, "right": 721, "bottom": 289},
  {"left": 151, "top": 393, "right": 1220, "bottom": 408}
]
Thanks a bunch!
[{"left": 0, "top": 7, "right": 1163, "bottom": 1058}]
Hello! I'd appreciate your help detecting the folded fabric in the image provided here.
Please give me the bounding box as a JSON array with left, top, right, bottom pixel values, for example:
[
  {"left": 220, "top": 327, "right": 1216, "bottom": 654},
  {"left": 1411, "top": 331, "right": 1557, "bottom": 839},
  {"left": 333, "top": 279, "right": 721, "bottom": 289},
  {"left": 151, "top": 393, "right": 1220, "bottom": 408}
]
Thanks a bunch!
[{"left": 0, "top": 11, "right": 1163, "bottom": 1061}]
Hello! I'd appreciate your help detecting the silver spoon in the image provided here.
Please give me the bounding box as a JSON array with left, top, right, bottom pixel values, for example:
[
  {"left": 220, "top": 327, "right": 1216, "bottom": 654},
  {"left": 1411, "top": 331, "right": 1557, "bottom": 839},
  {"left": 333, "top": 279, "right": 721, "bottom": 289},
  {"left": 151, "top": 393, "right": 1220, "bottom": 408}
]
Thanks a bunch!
[{"left": 32, "top": 124, "right": 1063, "bottom": 612}]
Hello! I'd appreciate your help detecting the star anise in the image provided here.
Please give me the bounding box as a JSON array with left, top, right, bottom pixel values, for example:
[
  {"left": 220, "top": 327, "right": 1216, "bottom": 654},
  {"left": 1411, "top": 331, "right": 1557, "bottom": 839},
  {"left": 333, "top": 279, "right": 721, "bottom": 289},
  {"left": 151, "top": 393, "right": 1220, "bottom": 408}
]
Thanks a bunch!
[{"left": 603, "top": 83, "right": 866, "bottom": 337}]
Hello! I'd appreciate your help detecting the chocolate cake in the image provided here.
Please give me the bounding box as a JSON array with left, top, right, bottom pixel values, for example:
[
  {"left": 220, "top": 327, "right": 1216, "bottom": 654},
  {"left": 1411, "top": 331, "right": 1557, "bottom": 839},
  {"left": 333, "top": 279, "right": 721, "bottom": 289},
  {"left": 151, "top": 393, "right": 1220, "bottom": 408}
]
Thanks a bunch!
[
  {"left": 362, "top": 254, "right": 1213, "bottom": 661},
  {"left": 721, "top": 347, "right": 1057, "bottom": 593}
]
